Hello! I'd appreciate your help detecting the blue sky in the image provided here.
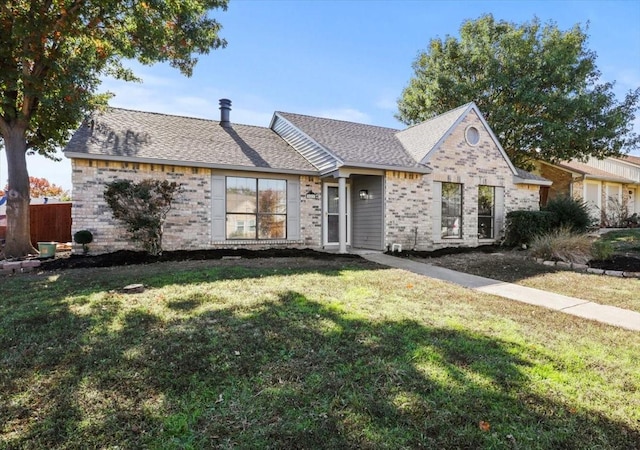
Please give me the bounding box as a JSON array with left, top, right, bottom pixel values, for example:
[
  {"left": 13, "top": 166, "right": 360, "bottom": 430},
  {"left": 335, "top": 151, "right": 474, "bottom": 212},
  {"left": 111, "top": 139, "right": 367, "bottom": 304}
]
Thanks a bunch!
[{"left": 5, "top": 0, "right": 640, "bottom": 191}]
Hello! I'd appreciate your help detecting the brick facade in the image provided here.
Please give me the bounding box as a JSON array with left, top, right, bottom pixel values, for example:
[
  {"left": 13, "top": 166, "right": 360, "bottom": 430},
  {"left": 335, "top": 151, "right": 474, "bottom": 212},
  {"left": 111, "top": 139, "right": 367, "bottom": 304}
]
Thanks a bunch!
[
  {"left": 383, "top": 111, "right": 541, "bottom": 251},
  {"left": 71, "top": 160, "right": 322, "bottom": 254}
]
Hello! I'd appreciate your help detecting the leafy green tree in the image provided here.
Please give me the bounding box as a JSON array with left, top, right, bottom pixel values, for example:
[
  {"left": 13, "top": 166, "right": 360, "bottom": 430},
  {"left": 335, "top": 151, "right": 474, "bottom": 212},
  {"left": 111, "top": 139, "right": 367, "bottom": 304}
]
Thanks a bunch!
[
  {"left": 104, "top": 179, "right": 182, "bottom": 256},
  {"left": 0, "top": 0, "right": 227, "bottom": 257},
  {"left": 397, "top": 14, "right": 640, "bottom": 170}
]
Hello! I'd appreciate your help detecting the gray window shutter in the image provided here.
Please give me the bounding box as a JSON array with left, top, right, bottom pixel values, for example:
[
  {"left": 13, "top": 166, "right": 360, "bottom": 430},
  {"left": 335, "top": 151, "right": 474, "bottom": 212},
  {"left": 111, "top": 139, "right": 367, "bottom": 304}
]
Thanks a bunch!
[
  {"left": 432, "top": 181, "right": 442, "bottom": 241},
  {"left": 287, "top": 178, "right": 300, "bottom": 240},
  {"left": 211, "top": 175, "right": 226, "bottom": 241},
  {"left": 495, "top": 186, "right": 505, "bottom": 238}
]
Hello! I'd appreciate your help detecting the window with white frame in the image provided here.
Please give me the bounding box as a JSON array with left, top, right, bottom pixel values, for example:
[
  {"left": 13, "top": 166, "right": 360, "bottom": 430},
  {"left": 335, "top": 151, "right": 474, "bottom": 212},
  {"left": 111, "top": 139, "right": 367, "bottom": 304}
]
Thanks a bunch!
[
  {"left": 226, "top": 177, "right": 286, "bottom": 239},
  {"left": 441, "top": 182, "right": 463, "bottom": 238},
  {"left": 478, "top": 185, "right": 495, "bottom": 239}
]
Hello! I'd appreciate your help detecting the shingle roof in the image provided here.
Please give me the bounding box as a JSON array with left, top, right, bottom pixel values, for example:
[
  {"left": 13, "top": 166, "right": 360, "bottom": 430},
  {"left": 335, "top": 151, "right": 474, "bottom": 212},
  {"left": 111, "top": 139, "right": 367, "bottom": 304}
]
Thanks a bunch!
[
  {"left": 514, "top": 167, "right": 552, "bottom": 185},
  {"left": 395, "top": 103, "right": 471, "bottom": 162},
  {"left": 64, "top": 108, "right": 316, "bottom": 173},
  {"left": 275, "top": 112, "right": 425, "bottom": 170},
  {"left": 556, "top": 160, "right": 634, "bottom": 183}
]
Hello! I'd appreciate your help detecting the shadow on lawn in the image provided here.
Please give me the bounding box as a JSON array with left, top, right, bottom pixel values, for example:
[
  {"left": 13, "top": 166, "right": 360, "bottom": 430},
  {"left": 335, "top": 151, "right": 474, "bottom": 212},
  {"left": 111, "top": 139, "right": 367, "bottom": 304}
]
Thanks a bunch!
[{"left": 2, "top": 289, "right": 638, "bottom": 448}]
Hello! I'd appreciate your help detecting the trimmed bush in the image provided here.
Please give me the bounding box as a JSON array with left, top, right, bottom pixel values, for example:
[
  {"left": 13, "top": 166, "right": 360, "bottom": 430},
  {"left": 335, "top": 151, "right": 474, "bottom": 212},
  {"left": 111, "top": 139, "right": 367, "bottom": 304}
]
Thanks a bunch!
[
  {"left": 73, "top": 229, "right": 93, "bottom": 254},
  {"left": 504, "top": 210, "right": 555, "bottom": 246},
  {"left": 529, "top": 227, "right": 594, "bottom": 264},
  {"left": 543, "top": 196, "right": 591, "bottom": 233}
]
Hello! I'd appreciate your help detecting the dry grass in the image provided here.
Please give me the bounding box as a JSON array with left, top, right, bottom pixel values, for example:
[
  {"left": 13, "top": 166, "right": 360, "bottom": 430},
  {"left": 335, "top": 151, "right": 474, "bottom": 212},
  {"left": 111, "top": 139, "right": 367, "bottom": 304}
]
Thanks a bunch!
[{"left": 529, "top": 227, "right": 594, "bottom": 265}]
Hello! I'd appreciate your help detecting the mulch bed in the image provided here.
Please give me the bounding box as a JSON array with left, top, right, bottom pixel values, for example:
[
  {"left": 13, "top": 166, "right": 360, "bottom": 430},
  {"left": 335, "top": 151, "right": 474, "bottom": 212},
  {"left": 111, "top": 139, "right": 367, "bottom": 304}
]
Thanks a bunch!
[
  {"left": 588, "top": 255, "right": 640, "bottom": 272},
  {"left": 39, "top": 248, "right": 362, "bottom": 271},
  {"left": 29, "top": 245, "right": 640, "bottom": 273}
]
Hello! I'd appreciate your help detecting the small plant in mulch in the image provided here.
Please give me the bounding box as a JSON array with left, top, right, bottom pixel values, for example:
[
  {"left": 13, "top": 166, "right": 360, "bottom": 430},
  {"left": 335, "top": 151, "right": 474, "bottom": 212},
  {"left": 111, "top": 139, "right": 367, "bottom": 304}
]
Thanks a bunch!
[{"left": 73, "top": 230, "right": 93, "bottom": 255}]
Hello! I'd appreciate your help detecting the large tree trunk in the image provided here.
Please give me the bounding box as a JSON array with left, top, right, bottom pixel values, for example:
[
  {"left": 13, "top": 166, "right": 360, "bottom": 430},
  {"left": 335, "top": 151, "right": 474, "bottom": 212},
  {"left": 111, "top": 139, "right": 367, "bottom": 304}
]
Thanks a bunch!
[{"left": 3, "top": 126, "right": 37, "bottom": 258}]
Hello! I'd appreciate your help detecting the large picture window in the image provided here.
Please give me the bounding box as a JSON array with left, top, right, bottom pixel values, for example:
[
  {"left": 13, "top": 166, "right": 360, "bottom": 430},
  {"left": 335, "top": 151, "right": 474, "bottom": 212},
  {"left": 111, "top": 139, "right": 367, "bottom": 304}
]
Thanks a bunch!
[
  {"left": 441, "top": 182, "right": 462, "bottom": 238},
  {"left": 478, "top": 185, "right": 495, "bottom": 239},
  {"left": 226, "top": 177, "right": 286, "bottom": 239}
]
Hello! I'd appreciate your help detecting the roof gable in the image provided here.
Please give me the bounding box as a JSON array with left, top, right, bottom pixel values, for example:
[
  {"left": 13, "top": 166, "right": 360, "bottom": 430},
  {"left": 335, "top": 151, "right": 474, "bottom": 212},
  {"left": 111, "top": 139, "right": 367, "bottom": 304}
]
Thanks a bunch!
[
  {"left": 273, "top": 112, "right": 428, "bottom": 173},
  {"left": 395, "top": 102, "right": 518, "bottom": 176}
]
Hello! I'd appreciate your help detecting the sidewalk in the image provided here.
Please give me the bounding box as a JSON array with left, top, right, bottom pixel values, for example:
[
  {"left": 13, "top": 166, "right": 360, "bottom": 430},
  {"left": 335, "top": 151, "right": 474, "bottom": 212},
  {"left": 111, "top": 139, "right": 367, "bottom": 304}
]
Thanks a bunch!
[{"left": 360, "top": 252, "right": 640, "bottom": 332}]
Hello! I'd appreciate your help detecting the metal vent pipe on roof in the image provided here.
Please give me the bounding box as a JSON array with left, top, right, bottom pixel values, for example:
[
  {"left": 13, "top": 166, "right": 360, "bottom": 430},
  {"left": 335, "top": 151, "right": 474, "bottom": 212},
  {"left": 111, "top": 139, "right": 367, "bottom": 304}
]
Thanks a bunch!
[{"left": 219, "top": 98, "right": 231, "bottom": 127}]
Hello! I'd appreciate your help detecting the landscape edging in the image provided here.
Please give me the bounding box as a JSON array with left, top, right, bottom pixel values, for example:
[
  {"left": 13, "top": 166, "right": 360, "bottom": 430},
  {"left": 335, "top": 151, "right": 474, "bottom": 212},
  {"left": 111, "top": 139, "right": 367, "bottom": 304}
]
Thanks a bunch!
[{"left": 532, "top": 257, "right": 640, "bottom": 278}]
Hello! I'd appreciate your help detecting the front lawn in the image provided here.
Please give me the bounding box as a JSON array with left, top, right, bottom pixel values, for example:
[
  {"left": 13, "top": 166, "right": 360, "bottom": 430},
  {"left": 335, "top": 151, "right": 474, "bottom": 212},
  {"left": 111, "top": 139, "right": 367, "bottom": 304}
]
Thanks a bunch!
[{"left": 1, "top": 258, "right": 638, "bottom": 449}]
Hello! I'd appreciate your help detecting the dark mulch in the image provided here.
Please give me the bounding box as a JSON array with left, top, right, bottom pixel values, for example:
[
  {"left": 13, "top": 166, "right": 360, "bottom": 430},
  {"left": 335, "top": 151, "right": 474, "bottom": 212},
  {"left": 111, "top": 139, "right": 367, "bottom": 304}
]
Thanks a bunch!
[
  {"left": 39, "top": 248, "right": 361, "bottom": 271},
  {"left": 392, "top": 244, "right": 640, "bottom": 273},
  {"left": 588, "top": 255, "right": 640, "bottom": 272},
  {"left": 32, "top": 245, "right": 640, "bottom": 274}
]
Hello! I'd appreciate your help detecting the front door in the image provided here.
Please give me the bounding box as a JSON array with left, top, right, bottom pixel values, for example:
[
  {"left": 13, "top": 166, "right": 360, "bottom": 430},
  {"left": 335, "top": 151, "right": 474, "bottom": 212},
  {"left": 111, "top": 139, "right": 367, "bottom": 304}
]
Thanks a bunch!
[{"left": 323, "top": 183, "right": 350, "bottom": 245}]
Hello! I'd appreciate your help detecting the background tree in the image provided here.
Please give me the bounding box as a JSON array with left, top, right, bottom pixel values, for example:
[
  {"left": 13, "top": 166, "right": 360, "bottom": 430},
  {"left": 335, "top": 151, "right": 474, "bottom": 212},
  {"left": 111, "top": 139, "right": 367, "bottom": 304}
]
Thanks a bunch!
[
  {"left": 29, "top": 176, "right": 65, "bottom": 199},
  {"left": 0, "top": 0, "right": 227, "bottom": 257},
  {"left": 397, "top": 14, "right": 640, "bottom": 169},
  {"left": 3, "top": 177, "right": 68, "bottom": 199},
  {"left": 104, "top": 179, "right": 182, "bottom": 256}
]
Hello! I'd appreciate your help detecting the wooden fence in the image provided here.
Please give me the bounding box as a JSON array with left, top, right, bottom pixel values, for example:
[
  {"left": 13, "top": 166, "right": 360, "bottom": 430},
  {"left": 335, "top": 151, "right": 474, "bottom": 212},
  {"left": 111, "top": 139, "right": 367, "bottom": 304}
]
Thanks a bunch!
[{"left": 30, "top": 203, "right": 72, "bottom": 245}]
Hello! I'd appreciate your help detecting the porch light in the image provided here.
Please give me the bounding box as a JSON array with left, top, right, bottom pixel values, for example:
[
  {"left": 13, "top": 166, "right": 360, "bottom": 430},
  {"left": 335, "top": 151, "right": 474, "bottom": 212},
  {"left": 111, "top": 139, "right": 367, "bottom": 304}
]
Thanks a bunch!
[
  {"left": 305, "top": 190, "right": 319, "bottom": 200},
  {"left": 359, "top": 189, "right": 369, "bottom": 200}
]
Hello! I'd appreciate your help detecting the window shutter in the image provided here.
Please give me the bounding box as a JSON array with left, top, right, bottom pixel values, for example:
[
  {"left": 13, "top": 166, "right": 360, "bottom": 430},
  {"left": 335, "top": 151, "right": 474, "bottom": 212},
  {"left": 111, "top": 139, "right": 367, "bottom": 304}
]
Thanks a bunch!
[
  {"left": 432, "top": 181, "right": 442, "bottom": 241},
  {"left": 287, "top": 178, "right": 300, "bottom": 240},
  {"left": 495, "top": 186, "right": 505, "bottom": 238},
  {"left": 211, "top": 175, "right": 226, "bottom": 241}
]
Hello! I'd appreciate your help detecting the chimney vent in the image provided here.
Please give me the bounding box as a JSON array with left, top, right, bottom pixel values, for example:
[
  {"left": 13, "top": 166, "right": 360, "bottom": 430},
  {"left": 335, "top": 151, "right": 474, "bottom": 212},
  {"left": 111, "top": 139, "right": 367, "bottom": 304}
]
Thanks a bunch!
[{"left": 219, "top": 98, "right": 231, "bottom": 127}]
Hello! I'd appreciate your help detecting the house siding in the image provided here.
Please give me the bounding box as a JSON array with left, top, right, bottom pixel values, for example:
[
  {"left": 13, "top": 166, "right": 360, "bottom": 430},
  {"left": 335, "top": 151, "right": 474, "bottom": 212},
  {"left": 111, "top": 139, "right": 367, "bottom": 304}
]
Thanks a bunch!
[{"left": 351, "top": 175, "right": 384, "bottom": 250}]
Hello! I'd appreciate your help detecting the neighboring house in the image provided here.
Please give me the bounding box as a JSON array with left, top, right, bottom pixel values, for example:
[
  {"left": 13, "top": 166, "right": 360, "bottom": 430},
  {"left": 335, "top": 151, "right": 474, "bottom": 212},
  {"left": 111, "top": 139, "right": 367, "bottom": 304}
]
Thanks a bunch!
[
  {"left": 535, "top": 156, "right": 640, "bottom": 226},
  {"left": 63, "top": 100, "right": 550, "bottom": 254}
]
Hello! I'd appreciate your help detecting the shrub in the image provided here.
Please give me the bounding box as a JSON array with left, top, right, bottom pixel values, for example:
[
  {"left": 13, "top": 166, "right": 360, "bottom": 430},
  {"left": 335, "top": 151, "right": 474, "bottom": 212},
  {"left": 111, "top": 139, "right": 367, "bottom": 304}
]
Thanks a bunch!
[
  {"left": 529, "top": 227, "right": 594, "bottom": 264},
  {"left": 504, "top": 210, "right": 555, "bottom": 246},
  {"left": 73, "top": 229, "right": 93, "bottom": 254},
  {"left": 104, "top": 179, "right": 182, "bottom": 255},
  {"left": 543, "top": 196, "right": 591, "bottom": 233}
]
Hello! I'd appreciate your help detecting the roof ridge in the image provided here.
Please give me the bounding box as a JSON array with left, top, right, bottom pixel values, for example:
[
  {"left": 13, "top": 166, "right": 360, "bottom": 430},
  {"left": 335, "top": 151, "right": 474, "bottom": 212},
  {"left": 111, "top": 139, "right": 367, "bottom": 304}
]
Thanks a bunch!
[
  {"left": 102, "top": 106, "right": 271, "bottom": 131},
  {"left": 276, "top": 111, "right": 401, "bottom": 132},
  {"left": 398, "top": 102, "right": 474, "bottom": 132}
]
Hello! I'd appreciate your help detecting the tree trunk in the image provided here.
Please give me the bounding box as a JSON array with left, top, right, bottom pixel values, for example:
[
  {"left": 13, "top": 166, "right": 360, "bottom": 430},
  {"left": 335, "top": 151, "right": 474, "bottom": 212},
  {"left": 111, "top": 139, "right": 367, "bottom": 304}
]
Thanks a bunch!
[{"left": 3, "top": 126, "right": 37, "bottom": 258}]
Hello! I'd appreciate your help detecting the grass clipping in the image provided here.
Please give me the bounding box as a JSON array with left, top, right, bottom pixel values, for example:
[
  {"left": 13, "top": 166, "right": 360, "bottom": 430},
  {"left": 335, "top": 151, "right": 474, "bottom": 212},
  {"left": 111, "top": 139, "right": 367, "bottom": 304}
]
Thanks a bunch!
[{"left": 529, "top": 227, "right": 594, "bottom": 265}]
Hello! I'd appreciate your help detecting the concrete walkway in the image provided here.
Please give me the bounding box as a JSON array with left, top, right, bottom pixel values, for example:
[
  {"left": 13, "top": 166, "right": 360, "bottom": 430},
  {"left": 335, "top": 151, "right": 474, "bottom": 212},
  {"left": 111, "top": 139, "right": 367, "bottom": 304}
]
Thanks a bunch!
[{"left": 360, "top": 252, "right": 640, "bottom": 332}]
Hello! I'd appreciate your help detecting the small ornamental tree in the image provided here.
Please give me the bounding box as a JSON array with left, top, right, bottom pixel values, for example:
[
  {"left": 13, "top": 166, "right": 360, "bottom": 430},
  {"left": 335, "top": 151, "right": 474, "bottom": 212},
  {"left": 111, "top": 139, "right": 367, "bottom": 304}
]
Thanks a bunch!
[{"left": 104, "top": 179, "right": 181, "bottom": 256}]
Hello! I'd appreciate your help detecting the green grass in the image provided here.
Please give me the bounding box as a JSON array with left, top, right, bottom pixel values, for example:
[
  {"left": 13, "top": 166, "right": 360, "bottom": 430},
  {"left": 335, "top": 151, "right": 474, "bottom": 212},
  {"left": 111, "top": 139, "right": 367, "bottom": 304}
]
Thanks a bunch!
[
  {"left": 598, "top": 228, "right": 640, "bottom": 255},
  {"left": 2, "top": 259, "right": 639, "bottom": 449}
]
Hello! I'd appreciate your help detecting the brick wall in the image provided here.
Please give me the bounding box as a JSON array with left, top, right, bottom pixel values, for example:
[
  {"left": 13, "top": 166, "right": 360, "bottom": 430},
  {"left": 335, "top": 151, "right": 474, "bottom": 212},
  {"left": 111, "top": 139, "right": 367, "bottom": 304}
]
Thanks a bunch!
[
  {"left": 71, "top": 159, "right": 321, "bottom": 254},
  {"left": 383, "top": 111, "right": 541, "bottom": 250},
  {"left": 72, "top": 160, "right": 212, "bottom": 253},
  {"left": 538, "top": 163, "right": 573, "bottom": 200},
  {"left": 384, "top": 171, "right": 430, "bottom": 250}
]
